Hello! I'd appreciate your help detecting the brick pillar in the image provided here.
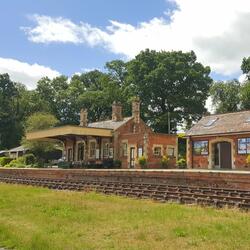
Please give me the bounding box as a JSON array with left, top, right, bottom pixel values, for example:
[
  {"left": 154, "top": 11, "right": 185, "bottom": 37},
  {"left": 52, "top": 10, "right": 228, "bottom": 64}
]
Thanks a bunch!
[
  {"left": 113, "top": 131, "right": 119, "bottom": 160},
  {"left": 186, "top": 137, "right": 192, "bottom": 169},
  {"left": 132, "top": 97, "right": 140, "bottom": 123},
  {"left": 112, "top": 102, "right": 123, "bottom": 121},
  {"left": 80, "top": 109, "right": 88, "bottom": 127}
]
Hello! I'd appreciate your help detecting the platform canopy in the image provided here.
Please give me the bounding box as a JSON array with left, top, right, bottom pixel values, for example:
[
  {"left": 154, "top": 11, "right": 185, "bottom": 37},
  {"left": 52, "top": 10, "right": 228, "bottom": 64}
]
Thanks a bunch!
[{"left": 26, "top": 125, "right": 113, "bottom": 141}]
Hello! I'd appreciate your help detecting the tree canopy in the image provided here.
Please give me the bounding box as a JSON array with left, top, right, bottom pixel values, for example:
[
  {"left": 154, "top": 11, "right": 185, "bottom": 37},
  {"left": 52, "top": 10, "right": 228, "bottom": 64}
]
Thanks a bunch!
[
  {"left": 0, "top": 74, "right": 23, "bottom": 149},
  {"left": 23, "top": 112, "right": 60, "bottom": 163},
  {"left": 3, "top": 49, "right": 250, "bottom": 150},
  {"left": 210, "top": 80, "right": 241, "bottom": 113},
  {"left": 210, "top": 56, "right": 250, "bottom": 114},
  {"left": 127, "top": 50, "right": 212, "bottom": 132}
]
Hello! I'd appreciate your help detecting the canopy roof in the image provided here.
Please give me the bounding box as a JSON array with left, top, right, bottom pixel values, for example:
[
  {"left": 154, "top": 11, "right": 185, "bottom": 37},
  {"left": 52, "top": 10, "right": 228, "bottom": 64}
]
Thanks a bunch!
[
  {"left": 26, "top": 125, "right": 113, "bottom": 141},
  {"left": 9, "top": 145, "right": 28, "bottom": 153}
]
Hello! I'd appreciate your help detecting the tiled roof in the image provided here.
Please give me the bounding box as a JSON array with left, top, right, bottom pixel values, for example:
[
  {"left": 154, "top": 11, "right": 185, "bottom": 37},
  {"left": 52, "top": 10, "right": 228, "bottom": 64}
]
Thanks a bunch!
[
  {"left": 186, "top": 110, "right": 250, "bottom": 136},
  {"left": 88, "top": 117, "right": 133, "bottom": 130}
]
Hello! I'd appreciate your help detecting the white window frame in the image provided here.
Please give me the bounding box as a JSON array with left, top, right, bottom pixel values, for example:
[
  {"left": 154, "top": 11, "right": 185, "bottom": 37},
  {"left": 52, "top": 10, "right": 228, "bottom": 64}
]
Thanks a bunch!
[
  {"left": 103, "top": 142, "right": 109, "bottom": 158},
  {"left": 153, "top": 146, "right": 162, "bottom": 156}
]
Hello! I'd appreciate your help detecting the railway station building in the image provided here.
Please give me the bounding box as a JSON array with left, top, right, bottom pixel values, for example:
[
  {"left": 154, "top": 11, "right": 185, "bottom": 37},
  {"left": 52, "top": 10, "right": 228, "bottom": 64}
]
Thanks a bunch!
[{"left": 27, "top": 98, "right": 177, "bottom": 169}]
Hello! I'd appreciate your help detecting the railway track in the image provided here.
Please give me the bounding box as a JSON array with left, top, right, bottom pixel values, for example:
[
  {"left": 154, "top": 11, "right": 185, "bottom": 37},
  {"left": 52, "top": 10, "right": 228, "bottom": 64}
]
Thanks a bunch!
[{"left": 0, "top": 175, "right": 250, "bottom": 210}]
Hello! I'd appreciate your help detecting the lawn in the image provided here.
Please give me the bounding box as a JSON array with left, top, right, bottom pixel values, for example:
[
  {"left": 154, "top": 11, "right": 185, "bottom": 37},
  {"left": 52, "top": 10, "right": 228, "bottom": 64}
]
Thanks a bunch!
[{"left": 0, "top": 184, "right": 249, "bottom": 250}]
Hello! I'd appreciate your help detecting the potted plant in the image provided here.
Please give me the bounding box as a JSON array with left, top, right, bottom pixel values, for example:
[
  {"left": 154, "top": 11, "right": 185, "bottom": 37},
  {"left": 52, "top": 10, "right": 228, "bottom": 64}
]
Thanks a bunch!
[
  {"left": 177, "top": 158, "right": 187, "bottom": 169},
  {"left": 138, "top": 155, "right": 147, "bottom": 169},
  {"left": 161, "top": 155, "right": 169, "bottom": 169},
  {"left": 246, "top": 155, "right": 250, "bottom": 168}
]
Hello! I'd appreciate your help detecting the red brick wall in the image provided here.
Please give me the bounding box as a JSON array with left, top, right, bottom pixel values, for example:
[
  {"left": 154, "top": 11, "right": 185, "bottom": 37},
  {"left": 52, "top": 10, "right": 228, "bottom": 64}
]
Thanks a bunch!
[
  {"left": 1, "top": 168, "right": 250, "bottom": 190},
  {"left": 147, "top": 133, "right": 177, "bottom": 168},
  {"left": 116, "top": 118, "right": 177, "bottom": 169},
  {"left": 188, "top": 134, "right": 250, "bottom": 170}
]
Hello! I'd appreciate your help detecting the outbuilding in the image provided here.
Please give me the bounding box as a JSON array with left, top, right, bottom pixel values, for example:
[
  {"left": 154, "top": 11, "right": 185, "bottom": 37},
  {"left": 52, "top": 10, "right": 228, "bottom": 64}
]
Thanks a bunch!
[{"left": 186, "top": 110, "right": 250, "bottom": 170}]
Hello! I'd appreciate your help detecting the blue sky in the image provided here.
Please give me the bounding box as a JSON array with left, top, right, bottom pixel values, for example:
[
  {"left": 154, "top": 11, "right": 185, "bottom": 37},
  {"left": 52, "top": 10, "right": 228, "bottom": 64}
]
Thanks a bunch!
[
  {"left": 0, "top": 0, "right": 249, "bottom": 88},
  {"left": 0, "top": 0, "right": 170, "bottom": 75}
]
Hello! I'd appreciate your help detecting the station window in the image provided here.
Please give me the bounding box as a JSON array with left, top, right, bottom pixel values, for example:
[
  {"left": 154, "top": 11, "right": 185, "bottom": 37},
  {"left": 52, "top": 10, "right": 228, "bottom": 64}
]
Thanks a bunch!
[
  {"left": 154, "top": 147, "right": 162, "bottom": 156},
  {"left": 167, "top": 147, "right": 175, "bottom": 157},
  {"left": 193, "top": 141, "right": 208, "bottom": 155},
  {"left": 103, "top": 143, "right": 109, "bottom": 158},
  {"left": 122, "top": 143, "right": 128, "bottom": 156},
  {"left": 89, "top": 141, "right": 96, "bottom": 158},
  {"left": 238, "top": 138, "right": 250, "bottom": 154}
]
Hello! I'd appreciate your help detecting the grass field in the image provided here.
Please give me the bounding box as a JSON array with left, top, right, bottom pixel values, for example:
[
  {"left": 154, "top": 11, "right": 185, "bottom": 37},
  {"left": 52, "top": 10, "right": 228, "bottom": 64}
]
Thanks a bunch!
[{"left": 0, "top": 184, "right": 249, "bottom": 250}]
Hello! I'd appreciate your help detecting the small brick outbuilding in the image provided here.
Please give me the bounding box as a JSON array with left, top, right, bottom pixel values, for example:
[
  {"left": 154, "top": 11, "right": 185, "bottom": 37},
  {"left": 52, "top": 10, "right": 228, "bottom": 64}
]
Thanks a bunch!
[{"left": 186, "top": 110, "right": 250, "bottom": 170}]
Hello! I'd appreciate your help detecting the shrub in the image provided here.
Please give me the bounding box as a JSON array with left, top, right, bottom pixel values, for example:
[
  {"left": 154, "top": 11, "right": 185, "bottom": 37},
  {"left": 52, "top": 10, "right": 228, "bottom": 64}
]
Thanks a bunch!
[
  {"left": 246, "top": 155, "right": 250, "bottom": 165},
  {"left": 138, "top": 156, "right": 147, "bottom": 168},
  {"left": 23, "top": 154, "right": 36, "bottom": 165},
  {"left": 161, "top": 155, "right": 169, "bottom": 169},
  {"left": 58, "top": 161, "right": 72, "bottom": 169},
  {"left": 113, "top": 160, "right": 122, "bottom": 168},
  {"left": 0, "top": 157, "right": 13, "bottom": 167},
  {"left": 177, "top": 158, "right": 187, "bottom": 169},
  {"left": 9, "top": 157, "right": 26, "bottom": 168}
]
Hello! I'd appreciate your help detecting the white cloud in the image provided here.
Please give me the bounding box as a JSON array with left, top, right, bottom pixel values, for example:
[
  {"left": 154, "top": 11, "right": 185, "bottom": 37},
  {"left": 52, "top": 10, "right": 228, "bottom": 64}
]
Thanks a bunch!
[
  {"left": 0, "top": 57, "right": 60, "bottom": 89},
  {"left": 22, "top": 0, "right": 250, "bottom": 76},
  {"left": 239, "top": 74, "right": 247, "bottom": 83}
]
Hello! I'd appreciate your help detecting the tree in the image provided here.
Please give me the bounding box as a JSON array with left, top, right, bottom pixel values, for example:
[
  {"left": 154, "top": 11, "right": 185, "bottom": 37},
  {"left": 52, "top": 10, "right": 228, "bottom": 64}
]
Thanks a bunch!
[
  {"left": 23, "top": 112, "right": 61, "bottom": 164},
  {"left": 36, "top": 76, "right": 73, "bottom": 124},
  {"left": 210, "top": 80, "right": 241, "bottom": 113},
  {"left": 71, "top": 69, "right": 133, "bottom": 123},
  {"left": 126, "top": 50, "right": 212, "bottom": 133},
  {"left": 241, "top": 56, "right": 250, "bottom": 109},
  {"left": 241, "top": 81, "right": 250, "bottom": 110},
  {"left": 0, "top": 74, "right": 23, "bottom": 149},
  {"left": 241, "top": 57, "right": 250, "bottom": 80},
  {"left": 105, "top": 60, "right": 128, "bottom": 85}
]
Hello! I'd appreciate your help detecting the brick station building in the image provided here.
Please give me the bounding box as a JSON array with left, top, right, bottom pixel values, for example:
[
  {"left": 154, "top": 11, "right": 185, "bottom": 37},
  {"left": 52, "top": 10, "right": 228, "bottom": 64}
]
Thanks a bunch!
[
  {"left": 186, "top": 110, "right": 250, "bottom": 170},
  {"left": 27, "top": 98, "right": 177, "bottom": 168}
]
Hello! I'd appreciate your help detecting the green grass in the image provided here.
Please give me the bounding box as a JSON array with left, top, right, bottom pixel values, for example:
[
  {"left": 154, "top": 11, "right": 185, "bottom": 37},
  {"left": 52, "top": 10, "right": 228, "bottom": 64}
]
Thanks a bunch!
[{"left": 0, "top": 184, "right": 249, "bottom": 250}]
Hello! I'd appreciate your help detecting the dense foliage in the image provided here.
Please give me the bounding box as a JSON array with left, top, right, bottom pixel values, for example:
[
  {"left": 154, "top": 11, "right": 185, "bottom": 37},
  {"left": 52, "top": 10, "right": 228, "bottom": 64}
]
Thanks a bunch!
[
  {"left": 1, "top": 49, "right": 249, "bottom": 151},
  {"left": 23, "top": 112, "right": 61, "bottom": 164}
]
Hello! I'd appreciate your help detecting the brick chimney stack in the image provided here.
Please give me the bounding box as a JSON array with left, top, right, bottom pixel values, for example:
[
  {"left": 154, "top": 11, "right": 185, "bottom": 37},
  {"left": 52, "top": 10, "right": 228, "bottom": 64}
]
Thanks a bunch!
[
  {"left": 132, "top": 97, "right": 140, "bottom": 123},
  {"left": 112, "top": 101, "right": 123, "bottom": 121},
  {"left": 80, "top": 109, "right": 88, "bottom": 127}
]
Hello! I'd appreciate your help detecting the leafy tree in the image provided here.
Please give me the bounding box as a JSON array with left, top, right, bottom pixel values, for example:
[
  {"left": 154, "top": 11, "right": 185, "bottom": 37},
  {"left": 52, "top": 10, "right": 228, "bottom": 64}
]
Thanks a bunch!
[
  {"left": 105, "top": 60, "right": 128, "bottom": 85},
  {"left": 72, "top": 69, "right": 133, "bottom": 122},
  {"left": 25, "top": 112, "right": 59, "bottom": 132},
  {"left": 0, "top": 74, "right": 23, "bottom": 149},
  {"left": 210, "top": 80, "right": 241, "bottom": 113},
  {"left": 241, "top": 57, "right": 250, "bottom": 80},
  {"left": 23, "top": 112, "right": 61, "bottom": 164},
  {"left": 127, "top": 50, "right": 212, "bottom": 132},
  {"left": 36, "top": 76, "right": 72, "bottom": 124},
  {"left": 241, "top": 81, "right": 250, "bottom": 110}
]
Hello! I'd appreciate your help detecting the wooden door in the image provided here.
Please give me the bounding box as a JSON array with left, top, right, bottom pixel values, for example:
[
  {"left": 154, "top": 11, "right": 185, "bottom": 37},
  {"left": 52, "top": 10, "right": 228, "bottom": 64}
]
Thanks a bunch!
[
  {"left": 130, "top": 147, "right": 135, "bottom": 168},
  {"left": 220, "top": 142, "right": 232, "bottom": 169}
]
